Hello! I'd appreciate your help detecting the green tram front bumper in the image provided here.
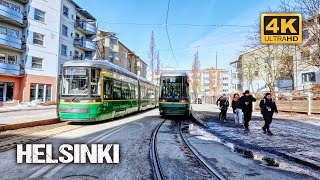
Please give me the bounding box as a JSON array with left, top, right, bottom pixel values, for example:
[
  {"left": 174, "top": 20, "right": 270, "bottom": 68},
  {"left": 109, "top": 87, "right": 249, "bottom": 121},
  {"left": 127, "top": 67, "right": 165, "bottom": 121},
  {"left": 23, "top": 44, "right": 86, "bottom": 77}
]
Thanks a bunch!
[
  {"left": 159, "top": 102, "right": 190, "bottom": 115},
  {"left": 58, "top": 103, "right": 102, "bottom": 122}
]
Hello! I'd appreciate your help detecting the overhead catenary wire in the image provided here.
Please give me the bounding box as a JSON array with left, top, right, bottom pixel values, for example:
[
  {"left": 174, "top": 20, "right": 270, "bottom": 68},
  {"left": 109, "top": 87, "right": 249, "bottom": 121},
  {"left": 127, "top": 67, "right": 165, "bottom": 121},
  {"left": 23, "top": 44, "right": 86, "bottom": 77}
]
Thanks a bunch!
[
  {"left": 98, "top": 22, "right": 252, "bottom": 28},
  {"left": 165, "top": 0, "right": 177, "bottom": 64}
]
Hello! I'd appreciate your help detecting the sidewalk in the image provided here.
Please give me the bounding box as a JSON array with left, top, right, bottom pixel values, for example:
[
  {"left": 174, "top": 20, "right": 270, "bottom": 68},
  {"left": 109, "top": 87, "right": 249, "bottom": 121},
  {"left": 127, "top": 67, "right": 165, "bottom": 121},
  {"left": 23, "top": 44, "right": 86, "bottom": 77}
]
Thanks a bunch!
[
  {"left": 191, "top": 104, "right": 320, "bottom": 169},
  {"left": 0, "top": 105, "right": 58, "bottom": 131}
]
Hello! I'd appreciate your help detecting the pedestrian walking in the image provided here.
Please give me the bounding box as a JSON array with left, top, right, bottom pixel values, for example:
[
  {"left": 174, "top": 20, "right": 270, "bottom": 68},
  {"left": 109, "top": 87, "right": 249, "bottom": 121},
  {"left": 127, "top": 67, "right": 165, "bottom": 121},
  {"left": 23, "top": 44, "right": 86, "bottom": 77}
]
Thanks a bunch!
[
  {"left": 260, "top": 92, "right": 278, "bottom": 135},
  {"left": 238, "top": 90, "right": 256, "bottom": 131},
  {"left": 218, "top": 94, "right": 229, "bottom": 122},
  {"left": 231, "top": 93, "right": 243, "bottom": 126}
]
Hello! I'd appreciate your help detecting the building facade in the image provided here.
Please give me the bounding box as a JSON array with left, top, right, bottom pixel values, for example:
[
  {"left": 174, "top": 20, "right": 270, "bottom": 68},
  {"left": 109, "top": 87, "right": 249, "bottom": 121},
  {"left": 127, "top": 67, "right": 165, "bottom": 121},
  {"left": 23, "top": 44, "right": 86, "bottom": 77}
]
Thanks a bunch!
[
  {"left": 230, "top": 46, "right": 294, "bottom": 93},
  {"left": 294, "top": 17, "right": 320, "bottom": 90},
  {"left": 95, "top": 29, "right": 147, "bottom": 78},
  {"left": 0, "top": 0, "right": 97, "bottom": 106}
]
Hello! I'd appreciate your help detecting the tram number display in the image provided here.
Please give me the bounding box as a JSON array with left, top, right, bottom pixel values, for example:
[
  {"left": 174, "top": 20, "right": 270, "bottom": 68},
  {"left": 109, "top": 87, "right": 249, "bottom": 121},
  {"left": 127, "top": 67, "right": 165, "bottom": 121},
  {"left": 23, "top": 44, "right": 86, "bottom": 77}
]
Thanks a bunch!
[
  {"left": 64, "top": 68, "right": 87, "bottom": 76},
  {"left": 169, "top": 78, "right": 176, "bottom": 83}
]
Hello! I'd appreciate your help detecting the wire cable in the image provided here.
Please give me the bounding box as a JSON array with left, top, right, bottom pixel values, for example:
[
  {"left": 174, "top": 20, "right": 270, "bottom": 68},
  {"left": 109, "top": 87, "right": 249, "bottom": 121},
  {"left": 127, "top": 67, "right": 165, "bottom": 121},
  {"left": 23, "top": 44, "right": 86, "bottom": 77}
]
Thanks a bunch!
[{"left": 165, "top": 0, "right": 177, "bottom": 64}]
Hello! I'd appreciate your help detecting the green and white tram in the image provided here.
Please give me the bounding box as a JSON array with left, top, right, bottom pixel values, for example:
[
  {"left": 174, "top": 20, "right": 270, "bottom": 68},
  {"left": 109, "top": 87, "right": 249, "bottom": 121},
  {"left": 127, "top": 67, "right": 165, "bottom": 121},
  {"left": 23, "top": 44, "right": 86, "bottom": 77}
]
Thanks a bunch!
[
  {"left": 58, "top": 60, "right": 159, "bottom": 122},
  {"left": 158, "top": 72, "right": 190, "bottom": 115}
]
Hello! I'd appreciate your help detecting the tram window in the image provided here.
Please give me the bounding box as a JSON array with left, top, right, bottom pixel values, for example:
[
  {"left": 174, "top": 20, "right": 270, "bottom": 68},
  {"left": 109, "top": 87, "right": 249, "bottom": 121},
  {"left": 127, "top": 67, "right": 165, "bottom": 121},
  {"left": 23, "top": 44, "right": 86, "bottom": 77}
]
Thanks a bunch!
[
  {"left": 103, "top": 78, "right": 112, "bottom": 100},
  {"left": 129, "top": 84, "right": 135, "bottom": 99},
  {"left": 121, "top": 82, "right": 130, "bottom": 99},
  {"left": 113, "top": 80, "right": 121, "bottom": 100},
  {"left": 91, "top": 68, "right": 101, "bottom": 96}
]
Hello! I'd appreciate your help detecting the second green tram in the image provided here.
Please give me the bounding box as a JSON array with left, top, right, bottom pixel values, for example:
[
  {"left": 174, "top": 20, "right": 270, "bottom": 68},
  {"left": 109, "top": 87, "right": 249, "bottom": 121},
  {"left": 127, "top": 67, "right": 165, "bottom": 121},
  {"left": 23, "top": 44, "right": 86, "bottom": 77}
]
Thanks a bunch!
[
  {"left": 159, "top": 72, "right": 190, "bottom": 115},
  {"left": 58, "top": 60, "right": 159, "bottom": 122}
]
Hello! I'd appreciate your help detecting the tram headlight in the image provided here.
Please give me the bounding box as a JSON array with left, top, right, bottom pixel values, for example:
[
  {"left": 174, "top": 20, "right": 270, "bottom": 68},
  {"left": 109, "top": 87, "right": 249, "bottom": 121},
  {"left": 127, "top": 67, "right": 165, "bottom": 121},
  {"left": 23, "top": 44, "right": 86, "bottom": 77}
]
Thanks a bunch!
[{"left": 80, "top": 100, "right": 95, "bottom": 102}]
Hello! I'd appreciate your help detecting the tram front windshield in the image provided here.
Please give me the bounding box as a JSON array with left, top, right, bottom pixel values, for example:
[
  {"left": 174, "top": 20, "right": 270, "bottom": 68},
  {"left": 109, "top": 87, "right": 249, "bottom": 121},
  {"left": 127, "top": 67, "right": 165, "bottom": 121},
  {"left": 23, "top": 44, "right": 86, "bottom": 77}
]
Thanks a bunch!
[
  {"left": 62, "top": 67, "right": 101, "bottom": 97},
  {"left": 160, "top": 76, "right": 189, "bottom": 99}
]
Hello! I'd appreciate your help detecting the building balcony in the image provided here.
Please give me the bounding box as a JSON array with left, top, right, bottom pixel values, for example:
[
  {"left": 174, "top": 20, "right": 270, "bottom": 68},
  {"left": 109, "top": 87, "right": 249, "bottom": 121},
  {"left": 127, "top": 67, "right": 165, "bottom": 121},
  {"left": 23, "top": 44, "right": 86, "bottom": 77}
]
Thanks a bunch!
[
  {"left": 0, "top": 60, "right": 24, "bottom": 76},
  {"left": 0, "top": 4, "right": 27, "bottom": 27},
  {"left": 75, "top": 20, "right": 97, "bottom": 35},
  {"left": 0, "top": 33, "right": 25, "bottom": 51},
  {"left": 13, "top": 0, "right": 29, "bottom": 4},
  {"left": 74, "top": 38, "right": 96, "bottom": 52},
  {"left": 73, "top": 55, "right": 84, "bottom": 60}
]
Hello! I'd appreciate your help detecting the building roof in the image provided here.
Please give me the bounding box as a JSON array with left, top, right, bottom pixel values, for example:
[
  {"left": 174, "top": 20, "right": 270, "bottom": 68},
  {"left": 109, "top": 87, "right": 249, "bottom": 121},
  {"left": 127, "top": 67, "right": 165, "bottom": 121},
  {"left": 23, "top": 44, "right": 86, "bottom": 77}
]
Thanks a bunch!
[{"left": 67, "top": 0, "right": 96, "bottom": 21}]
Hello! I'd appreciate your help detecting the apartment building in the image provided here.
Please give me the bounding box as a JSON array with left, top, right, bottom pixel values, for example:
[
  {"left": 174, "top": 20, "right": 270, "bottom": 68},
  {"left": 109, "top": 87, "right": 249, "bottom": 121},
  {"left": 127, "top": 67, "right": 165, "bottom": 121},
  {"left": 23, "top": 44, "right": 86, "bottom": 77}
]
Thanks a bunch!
[
  {"left": 220, "top": 70, "right": 232, "bottom": 94},
  {"left": 0, "top": 0, "right": 62, "bottom": 105},
  {"left": 0, "top": 0, "right": 97, "bottom": 106},
  {"left": 230, "top": 46, "right": 294, "bottom": 93},
  {"left": 59, "top": 0, "right": 97, "bottom": 73},
  {"left": 95, "top": 29, "right": 147, "bottom": 78},
  {"left": 295, "top": 16, "right": 320, "bottom": 90}
]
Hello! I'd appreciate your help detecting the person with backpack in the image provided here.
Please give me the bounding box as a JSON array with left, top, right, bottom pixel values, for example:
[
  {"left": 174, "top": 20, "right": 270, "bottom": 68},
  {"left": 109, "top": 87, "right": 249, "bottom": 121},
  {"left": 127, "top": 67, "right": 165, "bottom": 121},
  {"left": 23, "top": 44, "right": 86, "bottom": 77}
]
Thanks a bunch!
[
  {"left": 238, "top": 90, "right": 256, "bottom": 131},
  {"left": 231, "top": 93, "right": 243, "bottom": 126},
  {"left": 218, "top": 94, "right": 229, "bottom": 122},
  {"left": 259, "top": 92, "right": 278, "bottom": 135}
]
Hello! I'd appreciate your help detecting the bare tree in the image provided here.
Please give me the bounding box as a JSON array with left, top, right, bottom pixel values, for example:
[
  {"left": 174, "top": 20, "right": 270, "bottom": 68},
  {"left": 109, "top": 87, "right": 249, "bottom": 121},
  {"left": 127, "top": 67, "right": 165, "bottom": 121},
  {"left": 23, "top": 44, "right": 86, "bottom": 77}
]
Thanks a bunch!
[
  {"left": 279, "top": 0, "right": 320, "bottom": 68},
  {"left": 148, "top": 31, "right": 156, "bottom": 81},
  {"left": 243, "top": 17, "right": 295, "bottom": 93},
  {"left": 191, "top": 50, "right": 200, "bottom": 102},
  {"left": 155, "top": 50, "right": 160, "bottom": 84}
]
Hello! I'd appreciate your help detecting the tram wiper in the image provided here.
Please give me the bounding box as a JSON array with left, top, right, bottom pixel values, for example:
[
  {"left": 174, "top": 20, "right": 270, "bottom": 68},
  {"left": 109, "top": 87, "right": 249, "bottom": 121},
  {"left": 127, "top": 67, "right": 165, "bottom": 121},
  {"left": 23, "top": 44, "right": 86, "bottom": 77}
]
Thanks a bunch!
[{"left": 71, "top": 85, "right": 88, "bottom": 102}]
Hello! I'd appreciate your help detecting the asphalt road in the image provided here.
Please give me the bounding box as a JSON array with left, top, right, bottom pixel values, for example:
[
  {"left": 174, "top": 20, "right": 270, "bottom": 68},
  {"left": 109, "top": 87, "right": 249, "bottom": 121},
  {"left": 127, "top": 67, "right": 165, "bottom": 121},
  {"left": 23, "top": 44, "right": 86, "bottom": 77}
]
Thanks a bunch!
[{"left": 0, "top": 108, "right": 318, "bottom": 180}]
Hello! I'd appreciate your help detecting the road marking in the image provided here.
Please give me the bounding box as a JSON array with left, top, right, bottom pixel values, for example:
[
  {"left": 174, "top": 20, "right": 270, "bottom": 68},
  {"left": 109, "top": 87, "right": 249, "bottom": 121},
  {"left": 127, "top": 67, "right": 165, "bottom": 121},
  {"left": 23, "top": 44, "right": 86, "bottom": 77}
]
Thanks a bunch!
[
  {"left": 43, "top": 126, "right": 127, "bottom": 178},
  {"left": 29, "top": 164, "right": 54, "bottom": 178},
  {"left": 29, "top": 125, "right": 126, "bottom": 179}
]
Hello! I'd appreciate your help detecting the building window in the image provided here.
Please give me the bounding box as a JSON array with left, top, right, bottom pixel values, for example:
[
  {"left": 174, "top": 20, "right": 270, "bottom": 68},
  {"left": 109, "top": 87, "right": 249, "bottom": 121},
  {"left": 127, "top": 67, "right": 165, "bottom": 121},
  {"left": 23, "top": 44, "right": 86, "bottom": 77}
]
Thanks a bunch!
[
  {"left": 30, "top": 84, "right": 52, "bottom": 102},
  {"left": 63, "top": 6, "right": 69, "bottom": 17},
  {"left": 7, "top": 55, "right": 16, "bottom": 64},
  {"left": 254, "top": 70, "right": 259, "bottom": 76},
  {"left": 110, "top": 38, "right": 118, "bottom": 45},
  {"left": 302, "top": 72, "right": 316, "bottom": 82},
  {"left": 62, "top": 25, "right": 68, "bottom": 37},
  {"left": 34, "top": 9, "right": 45, "bottom": 22},
  {"left": 31, "top": 57, "right": 43, "bottom": 69},
  {"left": 302, "top": 30, "right": 309, "bottom": 40},
  {"left": 222, "top": 77, "right": 228, "bottom": 80},
  {"left": 0, "top": 1, "right": 20, "bottom": 12},
  {"left": 7, "top": 28, "right": 19, "bottom": 38},
  {"left": 301, "top": 51, "right": 310, "bottom": 61},
  {"left": 0, "top": 53, "right": 5, "bottom": 63},
  {"left": 33, "top": 32, "right": 44, "bottom": 46},
  {"left": 0, "top": 26, "right": 19, "bottom": 38},
  {"left": 61, "top": 44, "right": 67, "bottom": 56},
  {"left": 0, "top": 81, "right": 14, "bottom": 102}
]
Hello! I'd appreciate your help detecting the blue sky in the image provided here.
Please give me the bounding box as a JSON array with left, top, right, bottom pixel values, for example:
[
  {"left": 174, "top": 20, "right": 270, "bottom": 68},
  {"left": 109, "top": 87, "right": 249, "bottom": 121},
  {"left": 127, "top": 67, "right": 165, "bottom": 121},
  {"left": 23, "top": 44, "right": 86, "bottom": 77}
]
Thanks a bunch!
[{"left": 75, "top": 0, "right": 281, "bottom": 71}]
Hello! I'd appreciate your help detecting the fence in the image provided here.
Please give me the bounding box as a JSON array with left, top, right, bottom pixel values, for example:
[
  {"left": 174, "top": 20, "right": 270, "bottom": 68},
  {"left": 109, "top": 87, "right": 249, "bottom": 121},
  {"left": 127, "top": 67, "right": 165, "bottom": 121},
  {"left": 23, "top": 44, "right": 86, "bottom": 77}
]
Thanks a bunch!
[{"left": 254, "top": 90, "right": 320, "bottom": 115}]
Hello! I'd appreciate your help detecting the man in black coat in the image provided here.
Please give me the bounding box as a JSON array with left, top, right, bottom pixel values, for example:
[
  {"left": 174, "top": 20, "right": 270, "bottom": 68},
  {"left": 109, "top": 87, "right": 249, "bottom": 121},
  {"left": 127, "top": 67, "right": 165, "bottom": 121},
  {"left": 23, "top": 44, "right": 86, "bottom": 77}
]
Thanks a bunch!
[
  {"left": 260, "top": 92, "right": 278, "bottom": 135},
  {"left": 238, "top": 90, "right": 256, "bottom": 131}
]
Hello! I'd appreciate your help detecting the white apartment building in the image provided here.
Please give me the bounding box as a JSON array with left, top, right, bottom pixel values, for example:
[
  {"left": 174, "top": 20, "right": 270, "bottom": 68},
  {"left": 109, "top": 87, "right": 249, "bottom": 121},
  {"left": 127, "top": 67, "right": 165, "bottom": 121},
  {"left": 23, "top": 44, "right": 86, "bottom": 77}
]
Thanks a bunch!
[
  {"left": 0, "top": 0, "right": 97, "bottom": 106},
  {"left": 59, "top": 0, "right": 97, "bottom": 74}
]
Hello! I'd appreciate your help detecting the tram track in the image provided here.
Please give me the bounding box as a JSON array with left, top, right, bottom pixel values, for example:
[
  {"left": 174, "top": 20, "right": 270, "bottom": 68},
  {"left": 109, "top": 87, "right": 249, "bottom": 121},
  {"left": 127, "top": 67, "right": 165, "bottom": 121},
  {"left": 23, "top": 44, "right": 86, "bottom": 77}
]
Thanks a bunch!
[
  {"left": 150, "top": 119, "right": 166, "bottom": 180},
  {"left": 178, "top": 121, "right": 225, "bottom": 180},
  {"left": 150, "top": 118, "right": 224, "bottom": 180}
]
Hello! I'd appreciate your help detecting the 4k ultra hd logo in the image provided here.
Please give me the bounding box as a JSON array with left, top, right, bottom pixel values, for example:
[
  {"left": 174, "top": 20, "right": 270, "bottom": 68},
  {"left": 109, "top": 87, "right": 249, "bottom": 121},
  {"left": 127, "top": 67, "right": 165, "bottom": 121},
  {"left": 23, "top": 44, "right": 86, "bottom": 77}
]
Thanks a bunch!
[{"left": 261, "top": 13, "right": 302, "bottom": 44}]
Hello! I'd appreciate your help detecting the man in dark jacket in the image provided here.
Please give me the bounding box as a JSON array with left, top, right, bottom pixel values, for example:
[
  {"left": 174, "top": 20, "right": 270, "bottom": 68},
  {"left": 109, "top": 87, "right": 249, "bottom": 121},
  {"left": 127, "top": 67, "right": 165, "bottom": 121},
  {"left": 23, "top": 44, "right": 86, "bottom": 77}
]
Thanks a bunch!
[
  {"left": 238, "top": 90, "right": 256, "bottom": 131},
  {"left": 260, "top": 92, "right": 278, "bottom": 135}
]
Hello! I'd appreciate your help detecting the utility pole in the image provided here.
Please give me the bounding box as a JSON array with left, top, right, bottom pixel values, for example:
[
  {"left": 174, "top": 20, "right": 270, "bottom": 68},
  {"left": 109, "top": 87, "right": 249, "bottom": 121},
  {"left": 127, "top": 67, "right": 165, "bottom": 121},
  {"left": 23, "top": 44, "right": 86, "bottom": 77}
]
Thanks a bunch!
[{"left": 215, "top": 52, "right": 218, "bottom": 70}]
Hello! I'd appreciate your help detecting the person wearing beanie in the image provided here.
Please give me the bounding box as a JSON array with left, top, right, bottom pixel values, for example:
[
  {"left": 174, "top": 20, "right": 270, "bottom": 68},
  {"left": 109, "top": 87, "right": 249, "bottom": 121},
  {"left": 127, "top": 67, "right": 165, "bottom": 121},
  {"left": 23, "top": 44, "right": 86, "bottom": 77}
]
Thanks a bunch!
[
  {"left": 260, "top": 92, "right": 278, "bottom": 135},
  {"left": 231, "top": 93, "right": 243, "bottom": 126},
  {"left": 218, "top": 95, "right": 229, "bottom": 122},
  {"left": 238, "top": 90, "right": 256, "bottom": 131}
]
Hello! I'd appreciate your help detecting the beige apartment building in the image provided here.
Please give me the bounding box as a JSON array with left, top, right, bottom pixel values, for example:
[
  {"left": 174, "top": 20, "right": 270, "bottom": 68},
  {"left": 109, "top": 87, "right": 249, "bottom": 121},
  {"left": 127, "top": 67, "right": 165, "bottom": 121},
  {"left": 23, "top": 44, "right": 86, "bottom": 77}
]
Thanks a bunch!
[
  {"left": 157, "top": 67, "right": 230, "bottom": 103},
  {"left": 94, "top": 30, "right": 147, "bottom": 78}
]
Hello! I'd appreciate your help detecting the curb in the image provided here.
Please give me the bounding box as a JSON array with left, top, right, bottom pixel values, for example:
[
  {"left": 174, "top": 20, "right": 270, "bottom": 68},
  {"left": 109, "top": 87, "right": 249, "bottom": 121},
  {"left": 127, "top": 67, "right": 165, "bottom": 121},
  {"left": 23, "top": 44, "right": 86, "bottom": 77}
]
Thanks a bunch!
[
  {"left": 0, "top": 107, "right": 56, "bottom": 114},
  {"left": 0, "top": 118, "right": 60, "bottom": 132},
  {"left": 190, "top": 108, "right": 320, "bottom": 170}
]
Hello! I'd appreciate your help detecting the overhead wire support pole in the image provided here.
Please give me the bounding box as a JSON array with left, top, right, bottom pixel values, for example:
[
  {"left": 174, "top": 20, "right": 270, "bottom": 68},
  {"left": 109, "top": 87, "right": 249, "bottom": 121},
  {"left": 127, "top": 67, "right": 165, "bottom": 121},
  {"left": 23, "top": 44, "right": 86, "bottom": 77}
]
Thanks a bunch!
[{"left": 165, "top": 0, "right": 177, "bottom": 64}]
